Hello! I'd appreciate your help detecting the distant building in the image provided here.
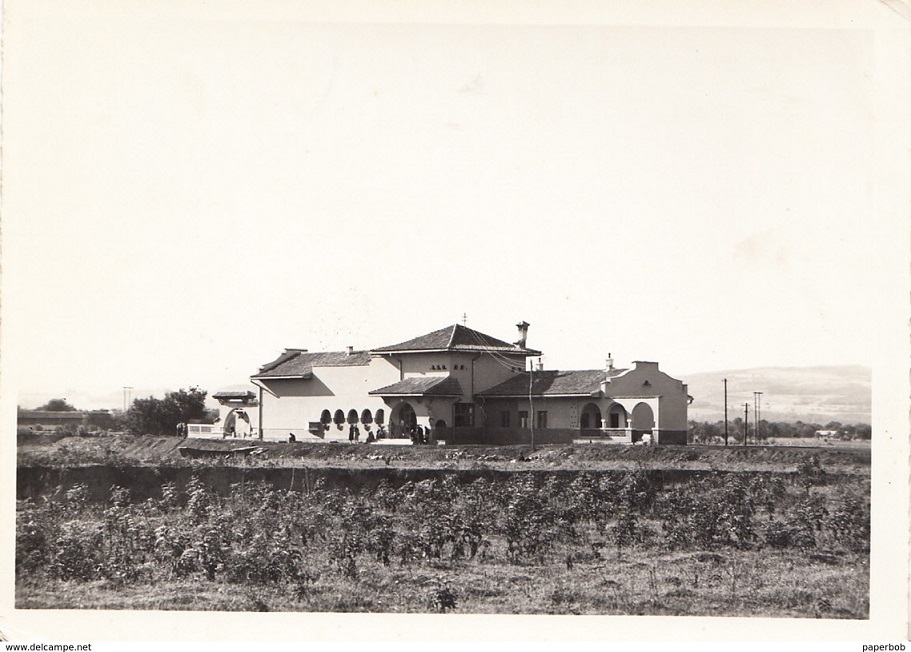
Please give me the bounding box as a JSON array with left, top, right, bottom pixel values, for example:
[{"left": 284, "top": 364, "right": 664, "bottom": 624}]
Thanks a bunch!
[
  {"left": 247, "top": 322, "right": 690, "bottom": 445},
  {"left": 209, "top": 390, "right": 260, "bottom": 438},
  {"left": 17, "top": 410, "right": 85, "bottom": 430}
]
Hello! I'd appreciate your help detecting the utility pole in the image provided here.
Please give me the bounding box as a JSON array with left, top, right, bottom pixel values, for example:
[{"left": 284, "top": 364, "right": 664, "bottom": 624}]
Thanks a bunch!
[
  {"left": 258, "top": 386, "right": 264, "bottom": 441},
  {"left": 723, "top": 378, "right": 729, "bottom": 446},
  {"left": 754, "top": 391, "right": 763, "bottom": 444},
  {"left": 743, "top": 403, "right": 749, "bottom": 446},
  {"left": 528, "top": 358, "right": 535, "bottom": 452}
]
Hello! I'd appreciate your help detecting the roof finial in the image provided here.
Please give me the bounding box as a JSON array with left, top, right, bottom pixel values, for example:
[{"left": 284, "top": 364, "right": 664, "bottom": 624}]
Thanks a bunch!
[{"left": 462, "top": 312, "right": 468, "bottom": 326}]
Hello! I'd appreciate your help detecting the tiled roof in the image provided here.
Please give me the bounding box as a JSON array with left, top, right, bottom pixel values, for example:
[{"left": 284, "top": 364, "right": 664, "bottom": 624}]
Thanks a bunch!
[
  {"left": 371, "top": 324, "right": 541, "bottom": 356},
  {"left": 369, "top": 376, "right": 464, "bottom": 397},
  {"left": 212, "top": 391, "right": 256, "bottom": 400},
  {"left": 18, "top": 410, "right": 86, "bottom": 420},
  {"left": 478, "top": 368, "right": 629, "bottom": 397},
  {"left": 253, "top": 350, "right": 372, "bottom": 378}
]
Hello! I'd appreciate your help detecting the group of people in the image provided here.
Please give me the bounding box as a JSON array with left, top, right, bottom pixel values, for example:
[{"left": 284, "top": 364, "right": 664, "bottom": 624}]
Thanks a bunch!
[
  {"left": 406, "top": 424, "right": 432, "bottom": 445},
  {"left": 285, "top": 422, "right": 436, "bottom": 444},
  {"left": 348, "top": 423, "right": 384, "bottom": 444}
]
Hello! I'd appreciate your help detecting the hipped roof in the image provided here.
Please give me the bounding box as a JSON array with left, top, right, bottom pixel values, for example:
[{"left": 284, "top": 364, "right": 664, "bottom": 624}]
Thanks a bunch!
[
  {"left": 371, "top": 324, "right": 541, "bottom": 356},
  {"left": 369, "top": 376, "right": 464, "bottom": 397},
  {"left": 253, "top": 350, "right": 372, "bottom": 379},
  {"left": 478, "top": 368, "right": 629, "bottom": 397}
]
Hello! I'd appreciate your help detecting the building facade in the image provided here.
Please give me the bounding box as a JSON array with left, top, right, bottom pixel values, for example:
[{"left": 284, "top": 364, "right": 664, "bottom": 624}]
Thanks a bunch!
[{"left": 248, "top": 322, "right": 690, "bottom": 445}]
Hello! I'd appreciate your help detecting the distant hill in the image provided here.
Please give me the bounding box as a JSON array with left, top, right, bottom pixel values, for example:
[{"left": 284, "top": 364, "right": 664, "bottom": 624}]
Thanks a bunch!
[{"left": 683, "top": 365, "right": 871, "bottom": 425}]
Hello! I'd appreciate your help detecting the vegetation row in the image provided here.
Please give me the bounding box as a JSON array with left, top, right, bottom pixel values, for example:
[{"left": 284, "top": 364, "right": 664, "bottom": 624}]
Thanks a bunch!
[{"left": 17, "top": 459, "right": 869, "bottom": 613}]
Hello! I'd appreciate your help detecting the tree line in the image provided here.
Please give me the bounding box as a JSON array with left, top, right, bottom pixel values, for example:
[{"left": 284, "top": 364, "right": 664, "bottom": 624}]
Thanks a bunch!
[
  {"left": 19, "top": 388, "right": 213, "bottom": 436},
  {"left": 688, "top": 419, "right": 872, "bottom": 444}
]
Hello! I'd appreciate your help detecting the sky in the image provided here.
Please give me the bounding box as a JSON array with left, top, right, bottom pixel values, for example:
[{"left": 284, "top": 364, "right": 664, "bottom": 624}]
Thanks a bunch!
[{"left": 3, "top": 0, "right": 909, "bottom": 409}]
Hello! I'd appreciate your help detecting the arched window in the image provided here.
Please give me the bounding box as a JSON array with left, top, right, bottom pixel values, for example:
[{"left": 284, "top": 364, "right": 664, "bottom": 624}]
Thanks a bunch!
[
  {"left": 347, "top": 409, "right": 359, "bottom": 424},
  {"left": 376, "top": 409, "right": 385, "bottom": 425},
  {"left": 608, "top": 404, "right": 628, "bottom": 429},
  {"left": 361, "top": 409, "right": 373, "bottom": 424},
  {"left": 333, "top": 409, "right": 345, "bottom": 425},
  {"left": 580, "top": 403, "right": 603, "bottom": 430},
  {"left": 320, "top": 409, "right": 332, "bottom": 425}
]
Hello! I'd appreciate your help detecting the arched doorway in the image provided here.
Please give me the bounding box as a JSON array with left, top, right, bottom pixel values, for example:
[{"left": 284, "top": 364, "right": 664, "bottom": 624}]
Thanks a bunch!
[
  {"left": 608, "top": 404, "right": 628, "bottom": 429},
  {"left": 631, "top": 402, "right": 655, "bottom": 443},
  {"left": 392, "top": 402, "right": 417, "bottom": 438},
  {"left": 580, "top": 403, "right": 603, "bottom": 430},
  {"left": 222, "top": 408, "right": 251, "bottom": 438},
  {"left": 631, "top": 402, "right": 655, "bottom": 430}
]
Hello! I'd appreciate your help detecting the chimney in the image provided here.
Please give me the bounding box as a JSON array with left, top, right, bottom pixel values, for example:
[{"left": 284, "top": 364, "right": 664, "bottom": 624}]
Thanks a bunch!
[
  {"left": 536, "top": 357, "right": 544, "bottom": 372},
  {"left": 606, "top": 353, "right": 614, "bottom": 371},
  {"left": 515, "top": 321, "right": 530, "bottom": 348},
  {"left": 346, "top": 346, "right": 354, "bottom": 355}
]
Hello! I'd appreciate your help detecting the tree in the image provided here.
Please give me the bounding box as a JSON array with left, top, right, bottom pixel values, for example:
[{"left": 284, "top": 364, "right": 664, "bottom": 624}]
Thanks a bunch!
[
  {"left": 85, "top": 410, "right": 120, "bottom": 432},
  {"left": 38, "top": 398, "right": 77, "bottom": 411},
  {"left": 731, "top": 418, "right": 745, "bottom": 443},
  {"left": 125, "top": 387, "right": 208, "bottom": 435}
]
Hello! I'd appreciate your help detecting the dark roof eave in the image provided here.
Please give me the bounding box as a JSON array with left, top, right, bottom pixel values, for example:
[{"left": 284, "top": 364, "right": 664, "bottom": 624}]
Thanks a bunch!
[
  {"left": 251, "top": 372, "right": 314, "bottom": 380},
  {"left": 372, "top": 347, "right": 542, "bottom": 356},
  {"left": 477, "top": 392, "right": 597, "bottom": 399},
  {"left": 368, "top": 391, "right": 462, "bottom": 398}
]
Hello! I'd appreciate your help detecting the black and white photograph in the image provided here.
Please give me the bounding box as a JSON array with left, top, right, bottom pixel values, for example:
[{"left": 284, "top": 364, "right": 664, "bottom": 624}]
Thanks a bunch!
[{"left": 2, "top": 0, "right": 909, "bottom": 645}]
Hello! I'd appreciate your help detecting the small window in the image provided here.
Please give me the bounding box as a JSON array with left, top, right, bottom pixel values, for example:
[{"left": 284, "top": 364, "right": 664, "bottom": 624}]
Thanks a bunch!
[
  {"left": 500, "top": 411, "right": 511, "bottom": 428},
  {"left": 518, "top": 410, "right": 529, "bottom": 429},
  {"left": 453, "top": 403, "right": 474, "bottom": 427},
  {"left": 537, "top": 411, "right": 548, "bottom": 429},
  {"left": 376, "top": 409, "right": 385, "bottom": 425}
]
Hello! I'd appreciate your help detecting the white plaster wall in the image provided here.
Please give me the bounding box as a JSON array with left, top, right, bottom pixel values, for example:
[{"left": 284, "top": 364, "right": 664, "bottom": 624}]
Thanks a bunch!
[
  {"left": 257, "top": 356, "right": 400, "bottom": 440},
  {"left": 603, "top": 362, "right": 689, "bottom": 431}
]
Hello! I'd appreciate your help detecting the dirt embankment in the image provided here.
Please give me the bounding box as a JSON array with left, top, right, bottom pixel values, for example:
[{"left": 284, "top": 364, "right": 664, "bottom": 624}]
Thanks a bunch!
[
  {"left": 17, "top": 434, "right": 871, "bottom": 471},
  {"left": 16, "top": 434, "right": 869, "bottom": 504}
]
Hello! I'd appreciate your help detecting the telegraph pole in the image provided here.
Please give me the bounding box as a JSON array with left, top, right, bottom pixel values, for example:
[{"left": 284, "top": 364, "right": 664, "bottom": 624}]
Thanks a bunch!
[
  {"left": 754, "top": 391, "right": 763, "bottom": 443},
  {"left": 258, "top": 386, "right": 264, "bottom": 441},
  {"left": 528, "top": 358, "right": 535, "bottom": 452},
  {"left": 743, "top": 403, "right": 749, "bottom": 446},
  {"left": 723, "top": 378, "right": 729, "bottom": 446}
]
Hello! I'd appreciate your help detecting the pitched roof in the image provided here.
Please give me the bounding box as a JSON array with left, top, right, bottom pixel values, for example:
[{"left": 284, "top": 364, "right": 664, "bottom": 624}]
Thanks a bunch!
[
  {"left": 371, "top": 324, "right": 541, "bottom": 356},
  {"left": 212, "top": 391, "right": 257, "bottom": 400},
  {"left": 253, "top": 350, "right": 372, "bottom": 378},
  {"left": 18, "top": 410, "right": 86, "bottom": 421},
  {"left": 478, "top": 368, "right": 629, "bottom": 397},
  {"left": 369, "top": 376, "right": 464, "bottom": 397}
]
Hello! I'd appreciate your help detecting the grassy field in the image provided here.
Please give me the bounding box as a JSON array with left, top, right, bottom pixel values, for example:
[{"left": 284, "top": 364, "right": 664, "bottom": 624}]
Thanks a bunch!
[
  {"left": 16, "top": 435, "right": 870, "bottom": 617},
  {"left": 16, "top": 550, "right": 866, "bottom": 617}
]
